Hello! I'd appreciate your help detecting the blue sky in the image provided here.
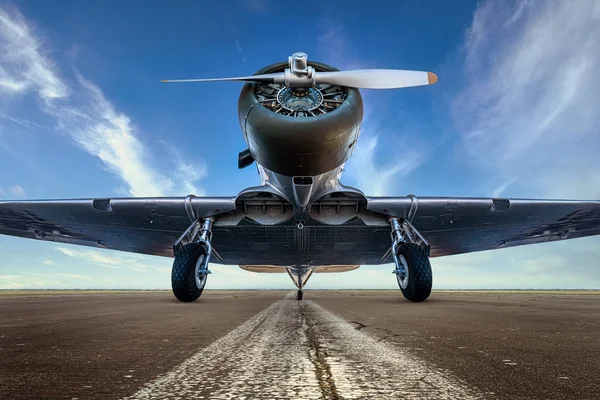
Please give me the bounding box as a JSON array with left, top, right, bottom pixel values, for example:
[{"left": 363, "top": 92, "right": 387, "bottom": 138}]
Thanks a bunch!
[{"left": 1, "top": 0, "right": 599, "bottom": 290}]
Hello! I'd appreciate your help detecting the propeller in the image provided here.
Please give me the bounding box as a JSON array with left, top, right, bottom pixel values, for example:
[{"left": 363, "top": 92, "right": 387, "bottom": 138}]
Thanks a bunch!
[
  {"left": 311, "top": 69, "right": 437, "bottom": 89},
  {"left": 160, "top": 73, "right": 282, "bottom": 84},
  {"left": 161, "top": 52, "right": 438, "bottom": 90}
]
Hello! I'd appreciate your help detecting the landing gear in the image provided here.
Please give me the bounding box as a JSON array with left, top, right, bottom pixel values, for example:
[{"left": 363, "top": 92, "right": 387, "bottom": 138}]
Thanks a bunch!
[
  {"left": 171, "top": 244, "right": 209, "bottom": 302},
  {"left": 394, "top": 243, "right": 432, "bottom": 302},
  {"left": 390, "top": 218, "right": 432, "bottom": 302},
  {"left": 171, "top": 217, "right": 214, "bottom": 302},
  {"left": 287, "top": 266, "right": 314, "bottom": 301}
]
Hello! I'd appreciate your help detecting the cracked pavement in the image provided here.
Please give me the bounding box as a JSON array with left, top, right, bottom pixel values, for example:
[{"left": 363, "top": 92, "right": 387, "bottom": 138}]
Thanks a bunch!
[{"left": 1, "top": 290, "right": 599, "bottom": 399}]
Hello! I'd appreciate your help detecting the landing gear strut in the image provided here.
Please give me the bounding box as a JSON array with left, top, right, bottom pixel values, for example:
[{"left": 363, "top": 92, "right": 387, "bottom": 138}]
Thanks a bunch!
[
  {"left": 171, "top": 217, "right": 214, "bottom": 302},
  {"left": 389, "top": 218, "right": 432, "bottom": 302},
  {"left": 287, "top": 266, "right": 314, "bottom": 301}
]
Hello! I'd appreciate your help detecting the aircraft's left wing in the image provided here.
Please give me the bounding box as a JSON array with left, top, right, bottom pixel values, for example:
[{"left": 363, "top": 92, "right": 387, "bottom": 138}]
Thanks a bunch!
[
  {"left": 368, "top": 197, "right": 600, "bottom": 258},
  {"left": 0, "top": 197, "right": 237, "bottom": 258}
]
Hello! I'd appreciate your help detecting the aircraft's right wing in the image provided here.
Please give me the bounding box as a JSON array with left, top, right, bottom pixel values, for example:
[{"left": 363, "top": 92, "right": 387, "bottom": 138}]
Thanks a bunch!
[{"left": 367, "top": 197, "right": 600, "bottom": 258}]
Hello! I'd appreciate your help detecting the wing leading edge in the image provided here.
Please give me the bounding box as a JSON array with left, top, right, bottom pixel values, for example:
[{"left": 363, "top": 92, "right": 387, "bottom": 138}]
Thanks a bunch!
[{"left": 0, "top": 195, "right": 599, "bottom": 263}]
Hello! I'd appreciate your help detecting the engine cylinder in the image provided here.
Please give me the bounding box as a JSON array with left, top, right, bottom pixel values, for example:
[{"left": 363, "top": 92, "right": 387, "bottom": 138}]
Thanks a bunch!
[{"left": 238, "top": 61, "right": 363, "bottom": 177}]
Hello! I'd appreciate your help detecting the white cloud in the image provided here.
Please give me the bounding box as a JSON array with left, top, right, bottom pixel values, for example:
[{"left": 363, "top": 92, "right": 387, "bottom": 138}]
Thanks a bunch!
[
  {"left": 317, "top": 20, "right": 427, "bottom": 196},
  {"left": 55, "top": 245, "right": 167, "bottom": 273},
  {"left": 161, "top": 142, "right": 208, "bottom": 196},
  {"left": 0, "top": 272, "right": 89, "bottom": 288},
  {"left": 432, "top": 237, "right": 600, "bottom": 289},
  {"left": 0, "top": 274, "right": 66, "bottom": 288},
  {"left": 242, "top": 0, "right": 270, "bottom": 14},
  {"left": 0, "top": 7, "right": 68, "bottom": 100},
  {"left": 491, "top": 179, "right": 516, "bottom": 198},
  {"left": 8, "top": 184, "right": 25, "bottom": 197},
  {"left": 0, "top": 113, "right": 51, "bottom": 130},
  {"left": 0, "top": 6, "right": 207, "bottom": 197},
  {"left": 316, "top": 20, "right": 378, "bottom": 71},
  {"left": 57, "top": 273, "right": 91, "bottom": 280},
  {"left": 56, "top": 247, "right": 124, "bottom": 269},
  {"left": 344, "top": 134, "right": 423, "bottom": 196},
  {"left": 53, "top": 73, "right": 175, "bottom": 197},
  {"left": 453, "top": 0, "right": 600, "bottom": 199},
  {"left": 432, "top": 0, "right": 600, "bottom": 289},
  {"left": 210, "top": 264, "right": 261, "bottom": 279},
  {"left": 234, "top": 39, "right": 247, "bottom": 63}
]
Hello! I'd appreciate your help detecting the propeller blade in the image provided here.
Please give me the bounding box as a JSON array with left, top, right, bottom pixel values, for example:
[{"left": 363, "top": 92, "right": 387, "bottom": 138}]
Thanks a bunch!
[
  {"left": 160, "top": 72, "right": 284, "bottom": 84},
  {"left": 315, "top": 69, "right": 438, "bottom": 89}
]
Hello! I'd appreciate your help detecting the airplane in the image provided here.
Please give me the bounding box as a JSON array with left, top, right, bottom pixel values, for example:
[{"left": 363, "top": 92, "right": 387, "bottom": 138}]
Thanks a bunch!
[{"left": 1, "top": 52, "right": 599, "bottom": 302}]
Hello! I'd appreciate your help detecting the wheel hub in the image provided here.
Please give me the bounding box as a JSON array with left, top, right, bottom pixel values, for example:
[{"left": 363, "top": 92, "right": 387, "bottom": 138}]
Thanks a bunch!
[
  {"left": 396, "top": 254, "right": 409, "bottom": 289},
  {"left": 194, "top": 254, "right": 207, "bottom": 289}
]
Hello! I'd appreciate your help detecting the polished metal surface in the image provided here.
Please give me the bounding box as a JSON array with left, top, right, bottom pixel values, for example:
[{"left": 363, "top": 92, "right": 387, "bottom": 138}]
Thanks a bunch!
[
  {"left": 253, "top": 164, "right": 365, "bottom": 210},
  {"left": 161, "top": 52, "right": 438, "bottom": 90},
  {"left": 389, "top": 216, "right": 427, "bottom": 285},
  {"left": 198, "top": 217, "right": 215, "bottom": 265},
  {"left": 194, "top": 255, "right": 208, "bottom": 289},
  {"left": 289, "top": 52, "right": 308, "bottom": 74},
  {"left": 239, "top": 265, "right": 360, "bottom": 273},
  {"left": 238, "top": 59, "right": 363, "bottom": 176},
  {"left": 173, "top": 217, "right": 215, "bottom": 268},
  {"left": 285, "top": 266, "right": 316, "bottom": 289},
  {"left": 396, "top": 254, "right": 409, "bottom": 289}
]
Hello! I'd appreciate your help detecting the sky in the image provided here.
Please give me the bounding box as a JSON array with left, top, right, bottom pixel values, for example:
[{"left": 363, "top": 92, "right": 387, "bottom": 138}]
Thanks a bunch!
[{"left": 0, "top": 0, "right": 599, "bottom": 290}]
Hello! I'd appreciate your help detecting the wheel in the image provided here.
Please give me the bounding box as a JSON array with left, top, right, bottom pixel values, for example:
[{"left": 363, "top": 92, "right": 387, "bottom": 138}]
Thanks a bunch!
[
  {"left": 171, "top": 243, "right": 208, "bottom": 302},
  {"left": 396, "top": 243, "right": 432, "bottom": 302},
  {"left": 296, "top": 290, "right": 303, "bottom": 301}
]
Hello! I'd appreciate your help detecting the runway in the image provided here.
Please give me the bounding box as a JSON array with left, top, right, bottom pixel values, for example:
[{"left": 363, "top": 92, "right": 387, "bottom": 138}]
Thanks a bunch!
[{"left": 1, "top": 290, "right": 599, "bottom": 399}]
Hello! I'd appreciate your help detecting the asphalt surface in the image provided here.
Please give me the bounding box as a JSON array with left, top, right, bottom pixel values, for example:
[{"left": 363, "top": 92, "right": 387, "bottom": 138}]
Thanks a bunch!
[{"left": 1, "top": 290, "right": 599, "bottom": 400}]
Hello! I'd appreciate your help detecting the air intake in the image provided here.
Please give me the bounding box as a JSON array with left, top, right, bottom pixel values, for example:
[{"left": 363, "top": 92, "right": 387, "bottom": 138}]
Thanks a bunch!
[{"left": 292, "top": 176, "right": 314, "bottom": 210}]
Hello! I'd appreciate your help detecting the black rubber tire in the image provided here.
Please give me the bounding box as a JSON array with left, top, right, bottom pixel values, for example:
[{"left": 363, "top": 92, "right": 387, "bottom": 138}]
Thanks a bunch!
[
  {"left": 397, "top": 243, "right": 432, "bottom": 302},
  {"left": 171, "top": 244, "right": 207, "bottom": 302},
  {"left": 297, "top": 290, "right": 303, "bottom": 301}
]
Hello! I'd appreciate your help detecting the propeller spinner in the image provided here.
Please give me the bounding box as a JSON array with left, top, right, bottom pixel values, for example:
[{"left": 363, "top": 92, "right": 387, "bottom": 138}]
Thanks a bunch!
[{"left": 161, "top": 52, "right": 438, "bottom": 90}]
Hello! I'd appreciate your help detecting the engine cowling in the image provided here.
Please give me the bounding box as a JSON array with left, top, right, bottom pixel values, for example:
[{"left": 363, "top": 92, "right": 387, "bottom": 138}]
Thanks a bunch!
[{"left": 238, "top": 60, "right": 364, "bottom": 177}]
